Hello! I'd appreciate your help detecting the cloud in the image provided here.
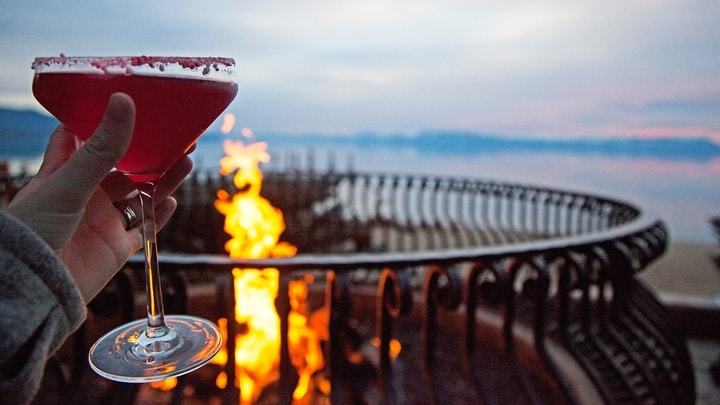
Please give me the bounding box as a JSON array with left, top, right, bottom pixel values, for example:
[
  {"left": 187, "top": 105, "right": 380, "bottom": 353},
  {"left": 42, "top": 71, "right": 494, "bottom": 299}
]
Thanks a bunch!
[{"left": 1, "top": 0, "right": 719, "bottom": 139}]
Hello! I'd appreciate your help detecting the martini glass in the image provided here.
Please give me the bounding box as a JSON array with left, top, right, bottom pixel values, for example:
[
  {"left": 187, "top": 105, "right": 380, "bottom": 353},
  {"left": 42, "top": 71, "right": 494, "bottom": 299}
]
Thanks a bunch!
[{"left": 32, "top": 56, "right": 238, "bottom": 382}]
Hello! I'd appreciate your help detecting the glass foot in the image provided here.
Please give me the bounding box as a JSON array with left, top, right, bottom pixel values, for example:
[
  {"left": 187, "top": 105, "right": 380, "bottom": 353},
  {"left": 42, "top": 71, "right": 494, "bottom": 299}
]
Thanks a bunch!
[{"left": 88, "top": 315, "right": 222, "bottom": 383}]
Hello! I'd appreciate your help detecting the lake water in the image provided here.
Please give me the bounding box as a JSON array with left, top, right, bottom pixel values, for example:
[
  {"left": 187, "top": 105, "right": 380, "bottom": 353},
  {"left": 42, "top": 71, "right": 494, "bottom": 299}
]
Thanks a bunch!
[
  {"left": 6, "top": 135, "right": 719, "bottom": 245},
  {"left": 191, "top": 136, "right": 720, "bottom": 245}
]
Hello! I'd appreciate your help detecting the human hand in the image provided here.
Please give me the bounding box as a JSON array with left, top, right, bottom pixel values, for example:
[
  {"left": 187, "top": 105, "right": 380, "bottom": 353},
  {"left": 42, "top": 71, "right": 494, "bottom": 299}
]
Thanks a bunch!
[{"left": 6, "top": 93, "right": 192, "bottom": 302}]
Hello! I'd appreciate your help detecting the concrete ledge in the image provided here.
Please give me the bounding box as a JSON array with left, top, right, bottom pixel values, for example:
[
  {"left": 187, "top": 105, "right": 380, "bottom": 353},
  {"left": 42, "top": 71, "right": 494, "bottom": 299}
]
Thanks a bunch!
[{"left": 660, "top": 292, "right": 720, "bottom": 340}]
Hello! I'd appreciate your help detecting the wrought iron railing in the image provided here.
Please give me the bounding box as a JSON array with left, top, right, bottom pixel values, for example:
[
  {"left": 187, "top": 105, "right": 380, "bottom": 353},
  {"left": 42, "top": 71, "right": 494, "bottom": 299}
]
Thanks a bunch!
[
  {"left": 123, "top": 170, "right": 695, "bottom": 404},
  {"left": 160, "top": 169, "right": 642, "bottom": 256},
  {"left": 6, "top": 169, "right": 694, "bottom": 404}
]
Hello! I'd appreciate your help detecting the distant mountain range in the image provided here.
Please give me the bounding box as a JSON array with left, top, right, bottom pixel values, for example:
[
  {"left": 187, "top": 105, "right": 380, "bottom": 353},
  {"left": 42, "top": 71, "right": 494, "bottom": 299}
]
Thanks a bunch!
[
  {"left": 0, "top": 108, "right": 59, "bottom": 157},
  {"left": 245, "top": 130, "right": 720, "bottom": 162},
  {"left": 2, "top": 107, "right": 720, "bottom": 162}
]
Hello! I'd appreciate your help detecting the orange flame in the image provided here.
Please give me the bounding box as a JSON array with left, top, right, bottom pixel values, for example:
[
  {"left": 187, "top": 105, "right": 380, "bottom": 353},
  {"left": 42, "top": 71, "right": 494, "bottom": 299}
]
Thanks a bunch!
[
  {"left": 221, "top": 113, "right": 236, "bottom": 134},
  {"left": 212, "top": 135, "right": 324, "bottom": 404}
]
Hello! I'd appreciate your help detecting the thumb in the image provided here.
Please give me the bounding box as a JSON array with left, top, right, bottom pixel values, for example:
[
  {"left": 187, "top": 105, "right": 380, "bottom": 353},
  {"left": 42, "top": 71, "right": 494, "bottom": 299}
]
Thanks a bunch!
[
  {"left": 34, "top": 125, "right": 82, "bottom": 180},
  {"left": 5, "top": 93, "right": 136, "bottom": 250},
  {"left": 47, "top": 93, "right": 135, "bottom": 211}
]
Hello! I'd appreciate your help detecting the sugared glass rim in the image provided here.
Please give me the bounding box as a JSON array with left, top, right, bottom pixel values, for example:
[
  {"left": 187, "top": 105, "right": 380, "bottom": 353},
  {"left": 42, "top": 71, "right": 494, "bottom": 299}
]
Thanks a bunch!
[{"left": 32, "top": 55, "right": 236, "bottom": 80}]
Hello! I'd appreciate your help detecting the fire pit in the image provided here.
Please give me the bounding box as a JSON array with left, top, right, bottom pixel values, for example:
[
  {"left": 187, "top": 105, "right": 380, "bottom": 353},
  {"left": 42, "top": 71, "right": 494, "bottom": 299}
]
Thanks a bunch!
[{"left": 33, "top": 166, "right": 693, "bottom": 404}]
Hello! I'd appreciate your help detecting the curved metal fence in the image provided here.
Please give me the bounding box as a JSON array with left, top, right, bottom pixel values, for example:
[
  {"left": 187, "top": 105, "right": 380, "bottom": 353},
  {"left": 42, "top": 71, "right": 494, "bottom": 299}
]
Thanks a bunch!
[
  {"left": 6, "top": 168, "right": 694, "bottom": 404},
  {"left": 131, "top": 170, "right": 693, "bottom": 404}
]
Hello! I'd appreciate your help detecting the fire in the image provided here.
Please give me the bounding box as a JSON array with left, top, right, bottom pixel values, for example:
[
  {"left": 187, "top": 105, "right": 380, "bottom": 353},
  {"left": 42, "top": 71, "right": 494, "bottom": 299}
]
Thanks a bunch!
[
  {"left": 221, "top": 113, "right": 236, "bottom": 134},
  {"left": 211, "top": 131, "right": 325, "bottom": 404},
  {"left": 226, "top": 268, "right": 281, "bottom": 403}
]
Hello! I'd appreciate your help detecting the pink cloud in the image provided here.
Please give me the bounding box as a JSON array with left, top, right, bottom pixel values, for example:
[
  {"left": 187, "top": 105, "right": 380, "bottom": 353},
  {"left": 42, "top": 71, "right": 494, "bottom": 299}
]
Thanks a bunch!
[{"left": 596, "top": 125, "right": 720, "bottom": 144}]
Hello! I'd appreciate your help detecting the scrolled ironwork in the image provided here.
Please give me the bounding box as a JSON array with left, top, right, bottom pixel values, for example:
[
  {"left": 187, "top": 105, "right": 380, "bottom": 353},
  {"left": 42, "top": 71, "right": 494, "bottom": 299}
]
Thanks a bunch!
[
  {"left": 464, "top": 260, "right": 508, "bottom": 405},
  {"left": 421, "top": 264, "right": 463, "bottom": 403},
  {"left": 376, "top": 267, "right": 413, "bottom": 403},
  {"left": 17, "top": 168, "right": 694, "bottom": 405}
]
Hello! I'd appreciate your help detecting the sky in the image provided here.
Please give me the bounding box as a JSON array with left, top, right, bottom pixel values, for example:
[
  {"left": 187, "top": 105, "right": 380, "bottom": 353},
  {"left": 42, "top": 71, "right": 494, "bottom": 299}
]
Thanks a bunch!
[{"left": 1, "top": 0, "right": 718, "bottom": 140}]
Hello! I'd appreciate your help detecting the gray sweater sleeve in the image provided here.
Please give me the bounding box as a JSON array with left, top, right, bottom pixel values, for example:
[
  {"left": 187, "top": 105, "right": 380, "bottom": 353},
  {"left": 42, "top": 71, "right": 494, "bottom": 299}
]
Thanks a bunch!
[{"left": 0, "top": 211, "right": 87, "bottom": 405}]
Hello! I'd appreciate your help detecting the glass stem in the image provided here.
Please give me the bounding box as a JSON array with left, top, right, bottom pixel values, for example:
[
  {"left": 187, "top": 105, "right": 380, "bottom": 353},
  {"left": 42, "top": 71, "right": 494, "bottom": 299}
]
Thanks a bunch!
[{"left": 137, "top": 182, "right": 168, "bottom": 337}]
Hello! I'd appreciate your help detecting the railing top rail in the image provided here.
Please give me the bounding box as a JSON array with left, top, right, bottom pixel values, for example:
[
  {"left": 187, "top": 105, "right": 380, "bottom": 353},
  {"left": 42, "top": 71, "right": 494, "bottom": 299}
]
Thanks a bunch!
[{"left": 136, "top": 206, "right": 663, "bottom": 272}]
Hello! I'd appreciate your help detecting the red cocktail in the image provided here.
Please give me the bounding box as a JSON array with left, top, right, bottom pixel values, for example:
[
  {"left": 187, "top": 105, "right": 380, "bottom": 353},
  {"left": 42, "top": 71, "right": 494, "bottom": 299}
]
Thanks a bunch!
[
  {"left": 32, "top": 56, "right": 237, "bottom": 383},
  {"left": 33, "top": 56, "right": 238, "bottom": 182}
]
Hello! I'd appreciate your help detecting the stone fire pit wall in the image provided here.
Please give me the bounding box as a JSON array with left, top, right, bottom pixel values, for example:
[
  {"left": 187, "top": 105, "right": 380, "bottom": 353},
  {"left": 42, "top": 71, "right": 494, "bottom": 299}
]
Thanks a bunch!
[{"left": 117, "top": 169, "right": 694, "bottom": 404}]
